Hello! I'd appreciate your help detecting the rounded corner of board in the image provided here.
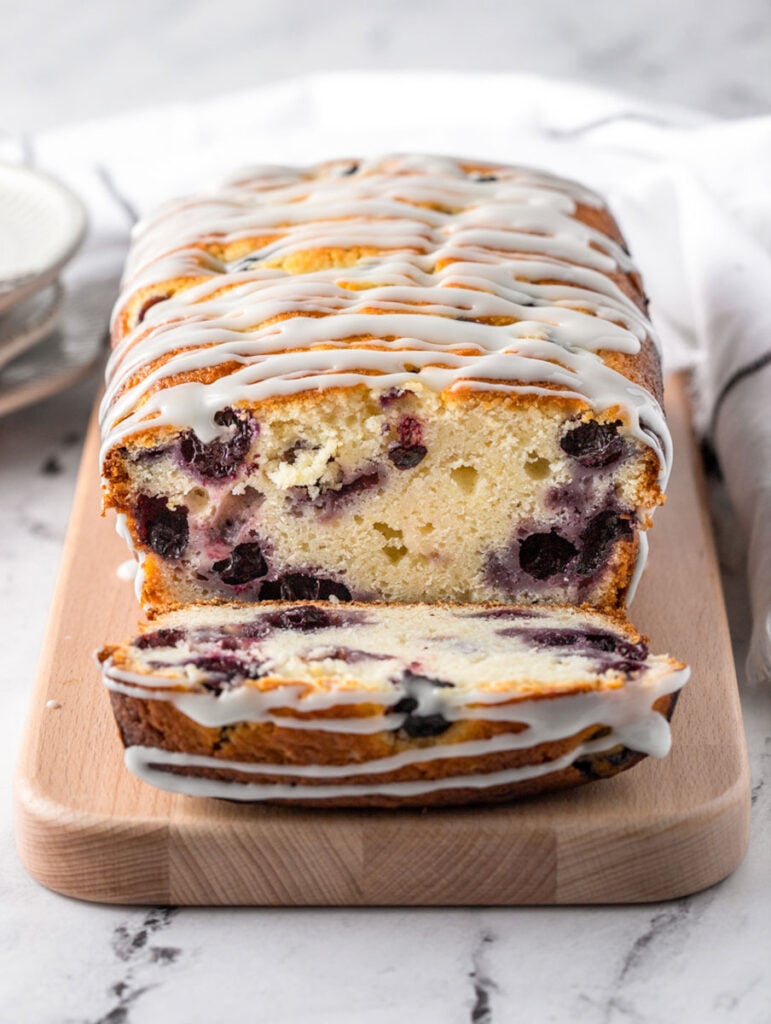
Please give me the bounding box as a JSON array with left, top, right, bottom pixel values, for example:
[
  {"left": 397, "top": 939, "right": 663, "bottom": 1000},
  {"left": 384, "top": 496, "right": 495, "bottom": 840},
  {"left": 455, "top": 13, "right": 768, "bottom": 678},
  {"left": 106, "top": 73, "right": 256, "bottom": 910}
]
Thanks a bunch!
[
  {"left": 14, "top": 771, "right": 170, "bottom": 905},
  {"left": 650, "top": 769, "right": 752, "bottom": 902}
]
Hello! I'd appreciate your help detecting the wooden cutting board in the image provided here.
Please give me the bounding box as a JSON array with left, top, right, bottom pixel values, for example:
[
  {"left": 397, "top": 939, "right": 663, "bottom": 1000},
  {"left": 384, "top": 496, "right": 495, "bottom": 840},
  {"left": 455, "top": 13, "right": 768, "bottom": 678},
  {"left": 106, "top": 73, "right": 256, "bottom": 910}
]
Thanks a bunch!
[{"left": 15, "top": 376, "right": 751, "bottom": 905}]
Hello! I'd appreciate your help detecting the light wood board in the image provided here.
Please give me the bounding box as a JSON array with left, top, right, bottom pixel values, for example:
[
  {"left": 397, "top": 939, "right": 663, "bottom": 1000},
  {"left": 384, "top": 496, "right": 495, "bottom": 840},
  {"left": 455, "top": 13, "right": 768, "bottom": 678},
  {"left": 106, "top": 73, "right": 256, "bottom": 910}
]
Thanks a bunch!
[{"left": 15, "top": 376, "right": 751, "bottom": 905}]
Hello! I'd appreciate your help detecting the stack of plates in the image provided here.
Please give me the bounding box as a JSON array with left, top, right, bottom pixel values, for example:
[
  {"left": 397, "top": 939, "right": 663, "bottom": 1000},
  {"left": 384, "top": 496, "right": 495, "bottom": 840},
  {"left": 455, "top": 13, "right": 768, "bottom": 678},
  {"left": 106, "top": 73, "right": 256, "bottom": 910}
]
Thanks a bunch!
[{"left": 0, "top": 162, "right": 98, "bottom": 416}]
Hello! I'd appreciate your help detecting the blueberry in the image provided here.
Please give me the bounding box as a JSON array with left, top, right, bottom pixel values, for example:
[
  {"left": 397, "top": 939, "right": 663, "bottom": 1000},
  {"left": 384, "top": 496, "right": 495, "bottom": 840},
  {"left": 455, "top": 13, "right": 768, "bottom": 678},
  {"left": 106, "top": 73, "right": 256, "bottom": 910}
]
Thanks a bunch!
[
  {"left": 193, "top": 654, "right": 266, "bottom": 692},
  {"left": 212, "top": 543, "right": 267, "bottom": 585},
  {"left": 616, "top": 639, "right": 648, "bottom": 661},
  {"left": 195, "top": 656, "right": 242, "bottom": 677},
  {"left": 505, "top": 625, "right": 648, "bottom": 663},
  {"left": 401, "top": 713, "right": 451, "bottom": 738},
  {"left": 388, "top": 444, "right": 427, "bottom": 469},
  {"left": 259, "top": 573, "right": 352, "bottom": 602},
  {"left": 135, "top": 495, "right": 189, "bottom": 559},
  {"left": 610, "top": 661, "right": 646, "bottom": 674},
  {"left": 179, "top": 409, "right": 255, "bottom": 479},
  {"left": 576, "top": 511, "right": 632, "bottom": 577},
  {"left": 392, "top": 696, "right": 419, "bottom": 715},
  {"left": 560, "top": 420, "right": 626, "bottom": 468},
  {"left": 390, "top": 671, "right": 454, "bottom": 736},
  {"left": 379, "top": 388, "right": 405, "bottom": 407},
  {"left": 582, "top": 631, "right": 621, "bottom": 653},
  {"left": 524, "top": 628, "right": 582, "bottom": 647},
  {"left": 135, "top": 628, "right": 185, "bottom": 650},
  {"left": 194, "top": 656, "right": 244, "bottom": 693},
  {"left": 268, "top": 605, "right": 332, "bottom": 631},
  {"left": 390, "top": 694, "right": 451, "bottom": 736},
  {"left": 519, "top": 530, "right": 577, "bottom": 580}
]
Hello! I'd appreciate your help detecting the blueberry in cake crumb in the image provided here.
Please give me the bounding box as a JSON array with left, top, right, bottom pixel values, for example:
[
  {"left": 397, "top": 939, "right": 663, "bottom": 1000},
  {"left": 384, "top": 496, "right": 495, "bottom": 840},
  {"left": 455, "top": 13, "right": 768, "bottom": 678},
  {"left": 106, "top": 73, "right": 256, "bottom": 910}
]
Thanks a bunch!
[
  {"left": 259, "top": 573, "right": 352, "bottom": 602},
  {"left": 179, "top": 408, "right": 255, "bottom": 480},
  {"left": 265, "top": 605, "right": 332, "bottom": 631},
  {"left": 497, "top": 624, "right": 649, "bottom": 668},
  {"left": 390, "top": 670, "right": 454, "bottom": 737},
  {"left": 135, "top": 628, "right": 185, "bottom": 650},
  {"left": 212, "top": 542, "right": 268, "bottom": 585},
  {"left": 560, "top": 419, "right": 626, "bottom": 468},
  {"left": 401, "top": 712, "right": 452, "bottom": 738},
  {"left": 388, "top": 445, "right": 427, "bottom": 469},
  {"left": 391, "top": 694, "right": 452, "bottom": 738},
  {"left": 378, "top": 387, "right": 405, "bottom": 407},
  {"left": 519, "top": 530, "right": 577, "bottom": 580},
  {"left": 136, "top": 495, "right": 189, "bottom": 559},
  {"left": 392, "top": 696, "right": 419, "bottom": 714},
  {"left": 193, "top": 654, "right": 266, "bottom": 692},
  {"left": 576, "top": 510, "right": 633, "bottom": 577},
  {"left": 388, "top": 416, "right": 427, "bottom": 469}
]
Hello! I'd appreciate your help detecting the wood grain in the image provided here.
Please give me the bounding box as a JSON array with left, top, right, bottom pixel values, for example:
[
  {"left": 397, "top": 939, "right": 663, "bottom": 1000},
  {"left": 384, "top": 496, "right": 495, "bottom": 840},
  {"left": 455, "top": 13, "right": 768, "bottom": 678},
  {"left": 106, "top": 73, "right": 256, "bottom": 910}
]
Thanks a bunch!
[{"left": 14, "top": 376, "right": 751, "bottom": 905}]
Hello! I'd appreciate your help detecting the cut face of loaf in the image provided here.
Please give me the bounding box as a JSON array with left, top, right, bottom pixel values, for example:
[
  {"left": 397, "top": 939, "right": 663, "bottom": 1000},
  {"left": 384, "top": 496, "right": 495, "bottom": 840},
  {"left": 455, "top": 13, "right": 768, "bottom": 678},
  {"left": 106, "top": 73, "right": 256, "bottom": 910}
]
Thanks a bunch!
[
  {"left": 98, "top": 601, "right": 689, "bottom": 807},
  {"left": 101, "top": 155, "right": 670, "bottom": 615}
]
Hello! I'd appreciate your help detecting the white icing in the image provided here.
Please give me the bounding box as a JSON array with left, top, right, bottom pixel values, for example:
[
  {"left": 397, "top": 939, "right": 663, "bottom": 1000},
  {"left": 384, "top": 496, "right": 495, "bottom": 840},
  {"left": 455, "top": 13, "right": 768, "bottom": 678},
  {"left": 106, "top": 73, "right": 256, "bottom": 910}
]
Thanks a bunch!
[
  {"left": 117, "top": 559, "right": 138, "bottom": 581},
  {"left": 100, "top": 154, "right": 671, "bottom": 487},
  {"left": 115, "top": 513, "right": 145, "bottom": 602},
  {"left": 122, "top": 705, "right": 676, "bottom": 802},
  {"left": 103, "top": 642, "right": 689, "bottom": 800}
]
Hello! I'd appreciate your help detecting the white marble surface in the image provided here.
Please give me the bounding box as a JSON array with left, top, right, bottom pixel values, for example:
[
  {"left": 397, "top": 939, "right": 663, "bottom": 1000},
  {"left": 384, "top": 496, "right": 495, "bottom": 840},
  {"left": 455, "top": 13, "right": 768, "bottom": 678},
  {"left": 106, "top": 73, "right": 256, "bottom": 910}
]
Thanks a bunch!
[{"left": 2, "top": 4, "right": 771, "bottom": 1022}]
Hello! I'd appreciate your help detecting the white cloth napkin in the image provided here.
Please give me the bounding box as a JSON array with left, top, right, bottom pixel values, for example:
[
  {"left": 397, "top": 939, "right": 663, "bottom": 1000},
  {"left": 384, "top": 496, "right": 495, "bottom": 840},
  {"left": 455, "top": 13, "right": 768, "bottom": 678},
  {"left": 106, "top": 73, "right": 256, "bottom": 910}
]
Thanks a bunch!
[{"left": 5, "top": 72, "right": 768, "bottom": 682}]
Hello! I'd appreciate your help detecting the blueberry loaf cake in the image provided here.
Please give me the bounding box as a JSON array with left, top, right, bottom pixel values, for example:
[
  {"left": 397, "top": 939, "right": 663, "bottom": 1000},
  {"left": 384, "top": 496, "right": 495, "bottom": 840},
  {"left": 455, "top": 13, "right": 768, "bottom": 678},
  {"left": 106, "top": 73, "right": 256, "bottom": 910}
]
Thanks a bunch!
[
  {"left": 98, "top": 601, "right": 688, "bottom": 807},
  {"left": 100, "top": 154, "right": 670, "bottom": 616}
]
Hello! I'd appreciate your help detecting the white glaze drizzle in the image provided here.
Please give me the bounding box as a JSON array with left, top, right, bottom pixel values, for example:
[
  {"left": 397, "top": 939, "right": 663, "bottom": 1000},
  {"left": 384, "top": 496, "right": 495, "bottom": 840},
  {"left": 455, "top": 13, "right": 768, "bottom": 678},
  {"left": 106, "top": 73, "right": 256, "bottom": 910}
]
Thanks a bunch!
[
  {"left": 115, "top": 513, "right": 145, "bottom": 602},
  {"left": 117, "top": 559, "right": 138, "bottom": 582},
  {"left": 99, "top": 155, "right": 671, "bottom": 486},
  {"left": 103, "top": 652, "right": 688, "bottom": 800}
]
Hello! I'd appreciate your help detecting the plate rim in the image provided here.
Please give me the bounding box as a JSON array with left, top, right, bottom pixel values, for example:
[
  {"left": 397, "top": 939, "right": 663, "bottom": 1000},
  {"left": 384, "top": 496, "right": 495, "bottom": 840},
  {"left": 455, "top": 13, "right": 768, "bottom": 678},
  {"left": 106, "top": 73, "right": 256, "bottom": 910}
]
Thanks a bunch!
[{"left": 0, "top": 161, "right": 88, "bottom": 314}]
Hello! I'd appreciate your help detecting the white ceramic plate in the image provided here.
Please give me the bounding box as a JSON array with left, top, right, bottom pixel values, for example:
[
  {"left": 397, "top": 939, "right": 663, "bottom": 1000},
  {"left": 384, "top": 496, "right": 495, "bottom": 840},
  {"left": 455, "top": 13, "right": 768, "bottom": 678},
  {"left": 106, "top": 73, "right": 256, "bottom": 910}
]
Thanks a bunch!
[
  {"left": 0, "top": 281, "right": 64, "bottom": 371},
  {"left": 0, "top": 163, "right": 87, "bottom": 314}
]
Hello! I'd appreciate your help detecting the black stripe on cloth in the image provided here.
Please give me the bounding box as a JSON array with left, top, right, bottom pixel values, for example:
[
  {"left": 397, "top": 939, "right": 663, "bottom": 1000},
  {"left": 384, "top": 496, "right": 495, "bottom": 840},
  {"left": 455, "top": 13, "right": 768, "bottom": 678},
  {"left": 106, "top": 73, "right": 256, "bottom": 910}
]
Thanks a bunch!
[{"left": 712, "top": 349, "right": 771, "bottom": 433}]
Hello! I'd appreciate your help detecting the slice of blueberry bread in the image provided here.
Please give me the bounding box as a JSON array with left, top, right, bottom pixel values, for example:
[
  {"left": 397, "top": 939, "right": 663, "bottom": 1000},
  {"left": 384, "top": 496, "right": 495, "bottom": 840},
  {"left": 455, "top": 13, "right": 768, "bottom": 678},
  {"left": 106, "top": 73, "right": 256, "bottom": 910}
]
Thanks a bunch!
[
  {"left": 98, "top": 601, "right": 688, "bottom": 807},
  {"left": 101, "top": 155, "right": 669, "bottom": 616}
]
